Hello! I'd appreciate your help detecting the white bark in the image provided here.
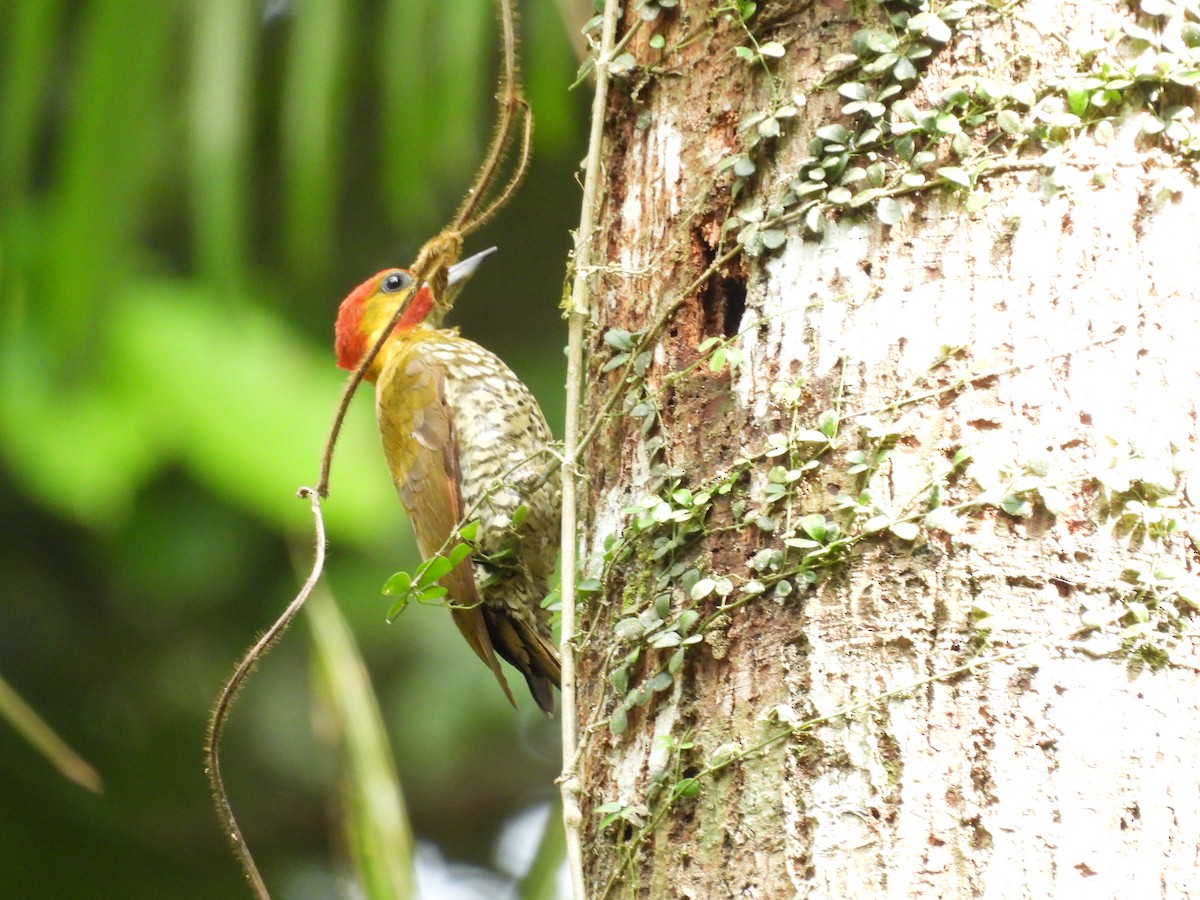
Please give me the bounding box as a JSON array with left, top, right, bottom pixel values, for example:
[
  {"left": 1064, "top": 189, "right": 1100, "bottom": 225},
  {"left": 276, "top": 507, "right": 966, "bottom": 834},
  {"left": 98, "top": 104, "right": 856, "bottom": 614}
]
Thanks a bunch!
[{"left": 757, "top": 175, "right": 1200, "bottom": 897}]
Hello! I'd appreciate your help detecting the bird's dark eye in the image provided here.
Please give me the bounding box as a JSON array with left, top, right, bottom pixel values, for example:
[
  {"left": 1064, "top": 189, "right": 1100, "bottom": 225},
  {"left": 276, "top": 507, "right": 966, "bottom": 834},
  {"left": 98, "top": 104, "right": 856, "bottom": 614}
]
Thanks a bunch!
[{"left": 381, "top": 272, "right": 412, "bottom": 294}]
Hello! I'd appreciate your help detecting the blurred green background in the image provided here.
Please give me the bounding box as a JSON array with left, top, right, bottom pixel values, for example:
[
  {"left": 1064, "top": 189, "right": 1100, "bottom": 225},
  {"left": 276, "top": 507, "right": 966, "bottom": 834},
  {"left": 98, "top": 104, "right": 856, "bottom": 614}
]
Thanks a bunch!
[{"left": 0, "top": 0, "right": 586, "bottom": 896}]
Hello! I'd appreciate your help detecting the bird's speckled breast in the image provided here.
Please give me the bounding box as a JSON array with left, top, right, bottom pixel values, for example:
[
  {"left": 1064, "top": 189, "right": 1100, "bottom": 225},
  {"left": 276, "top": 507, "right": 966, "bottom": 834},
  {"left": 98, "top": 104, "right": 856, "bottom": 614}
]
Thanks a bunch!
[
  {"left": 380, "top": 328, "right": 560, "bottom": 602},
  {"left": 427, "top": 333, "right": 558, "bottom": 571}
]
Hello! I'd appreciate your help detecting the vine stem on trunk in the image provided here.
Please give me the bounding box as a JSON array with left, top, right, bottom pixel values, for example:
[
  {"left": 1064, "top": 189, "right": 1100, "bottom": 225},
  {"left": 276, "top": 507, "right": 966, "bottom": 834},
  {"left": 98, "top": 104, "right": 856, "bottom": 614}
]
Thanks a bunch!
[{"left": 559, "top": 0, "right": 623, "bottom": 895}]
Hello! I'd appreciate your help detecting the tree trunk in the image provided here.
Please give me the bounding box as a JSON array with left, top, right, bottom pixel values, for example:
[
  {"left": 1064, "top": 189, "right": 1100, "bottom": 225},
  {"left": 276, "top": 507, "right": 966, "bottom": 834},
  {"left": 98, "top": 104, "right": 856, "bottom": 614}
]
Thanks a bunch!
[{"left": 573, "top": 0, "right": 1200, "bottom": 896}]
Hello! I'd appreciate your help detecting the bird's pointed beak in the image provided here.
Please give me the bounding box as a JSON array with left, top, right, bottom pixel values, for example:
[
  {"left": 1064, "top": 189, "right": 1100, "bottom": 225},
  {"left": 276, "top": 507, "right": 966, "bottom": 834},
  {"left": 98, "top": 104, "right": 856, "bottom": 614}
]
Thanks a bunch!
[
  {"left": 401, "top": 246, "right": 496, "bottom": 331},
  {"left": 447, "top": 246, "right": 497, "bottom": 288}
]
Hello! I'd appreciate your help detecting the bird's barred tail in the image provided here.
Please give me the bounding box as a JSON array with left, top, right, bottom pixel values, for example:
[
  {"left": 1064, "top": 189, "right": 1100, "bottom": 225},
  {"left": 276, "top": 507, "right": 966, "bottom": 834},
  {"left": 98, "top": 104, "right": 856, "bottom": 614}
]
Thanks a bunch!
[{"left": 483, "top": 607, "right": 561, "bottom": 714}]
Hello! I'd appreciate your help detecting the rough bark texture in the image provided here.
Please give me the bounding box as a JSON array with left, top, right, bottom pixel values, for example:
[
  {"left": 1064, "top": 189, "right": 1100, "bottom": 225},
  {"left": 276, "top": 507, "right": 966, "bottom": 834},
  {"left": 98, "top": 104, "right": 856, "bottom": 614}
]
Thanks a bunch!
[{"left": 576, "top": 1, "right": 1200, "bottom": 897}]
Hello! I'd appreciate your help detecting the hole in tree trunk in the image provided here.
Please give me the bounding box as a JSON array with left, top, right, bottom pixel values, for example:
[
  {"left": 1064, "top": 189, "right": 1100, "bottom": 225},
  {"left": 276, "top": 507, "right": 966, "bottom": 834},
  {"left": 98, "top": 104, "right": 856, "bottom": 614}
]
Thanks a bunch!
[{"left": 700, "top": 273, "right": 746, "bottom": 339}]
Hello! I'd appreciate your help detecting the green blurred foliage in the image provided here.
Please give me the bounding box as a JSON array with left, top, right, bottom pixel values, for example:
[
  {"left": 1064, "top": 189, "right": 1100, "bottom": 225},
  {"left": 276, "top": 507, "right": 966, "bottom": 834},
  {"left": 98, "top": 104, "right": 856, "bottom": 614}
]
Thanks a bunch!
[{"left": 0, "top": 0, "right": 584, "bottom": 894}]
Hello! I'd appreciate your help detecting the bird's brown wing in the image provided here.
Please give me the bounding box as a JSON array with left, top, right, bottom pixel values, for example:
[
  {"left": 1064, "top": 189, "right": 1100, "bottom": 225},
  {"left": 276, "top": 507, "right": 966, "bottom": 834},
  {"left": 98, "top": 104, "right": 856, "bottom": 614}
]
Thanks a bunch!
[{"left": 375, "top": 345, "right": 517, "bottom": 708}]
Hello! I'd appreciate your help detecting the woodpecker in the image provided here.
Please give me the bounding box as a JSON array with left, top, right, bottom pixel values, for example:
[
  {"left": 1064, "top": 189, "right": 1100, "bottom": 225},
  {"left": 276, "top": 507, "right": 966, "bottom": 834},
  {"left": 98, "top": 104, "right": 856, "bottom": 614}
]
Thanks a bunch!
[{"left": 334, "top": 249, "right": 561, "bottom": 712}]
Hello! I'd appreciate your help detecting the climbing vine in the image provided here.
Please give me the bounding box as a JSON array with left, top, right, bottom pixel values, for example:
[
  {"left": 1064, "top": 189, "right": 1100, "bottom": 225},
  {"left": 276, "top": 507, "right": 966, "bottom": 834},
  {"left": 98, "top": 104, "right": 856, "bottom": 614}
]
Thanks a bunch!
[
  {"left": 591, "top": 331, "right": 1197, "bottom": 726},
  {"left": 609, "top": 0, "right": 1200, "bottom": 253}
]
